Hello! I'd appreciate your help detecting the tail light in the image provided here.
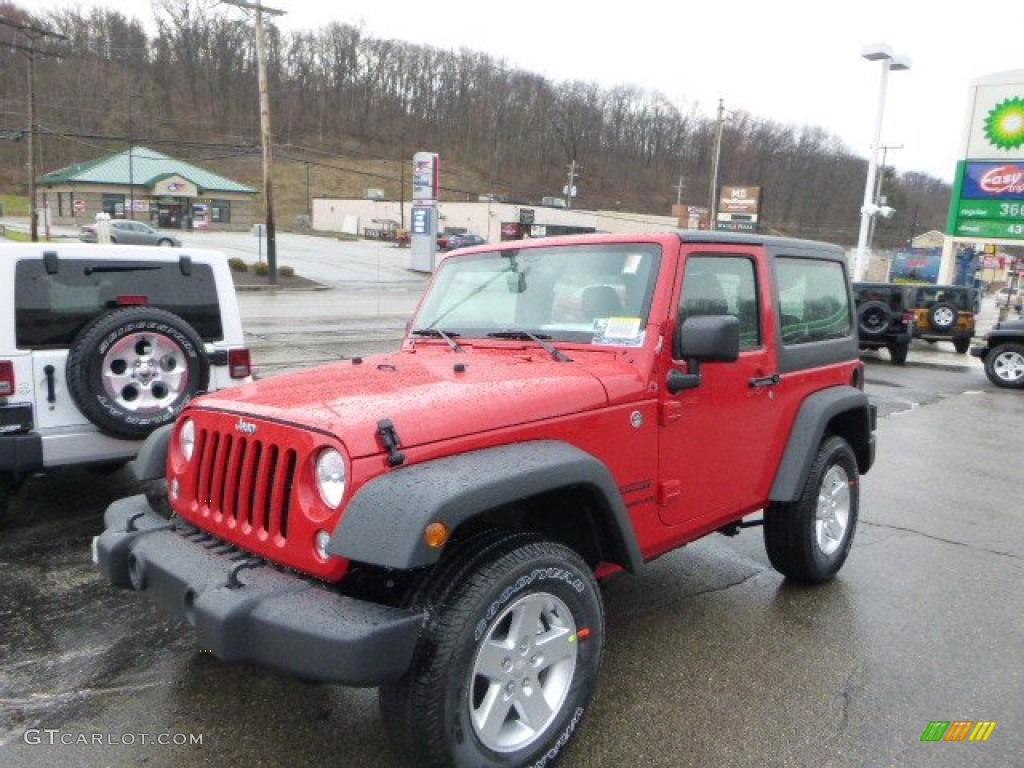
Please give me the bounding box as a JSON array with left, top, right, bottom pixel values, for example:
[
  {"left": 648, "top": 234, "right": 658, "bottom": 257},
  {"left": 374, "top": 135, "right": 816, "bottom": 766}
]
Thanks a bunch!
[
  {"left": 115, "top": 294, "right": 149, "bottom": 306},
  {"left": 228, "top": 348, "right": 252, "bottom": 379},
  {"left": 0, "top": 361, "right": 14, "bottom": 396}
]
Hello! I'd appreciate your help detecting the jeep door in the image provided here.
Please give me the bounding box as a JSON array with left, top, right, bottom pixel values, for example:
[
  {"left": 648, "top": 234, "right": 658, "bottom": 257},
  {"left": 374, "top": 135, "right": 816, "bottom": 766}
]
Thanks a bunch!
[{"left": 657, "top": 251, "right": 784, "bottom": 529}]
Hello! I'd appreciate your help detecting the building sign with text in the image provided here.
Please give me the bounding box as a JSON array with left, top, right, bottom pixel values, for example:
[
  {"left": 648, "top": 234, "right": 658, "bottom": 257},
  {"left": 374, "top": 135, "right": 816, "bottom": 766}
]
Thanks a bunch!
[
  {"left": 947, "top": 71, "right": 1024, "bottom": 242},
  {"left": 716, "top": 185, "right": 762, "bottom": 232}
]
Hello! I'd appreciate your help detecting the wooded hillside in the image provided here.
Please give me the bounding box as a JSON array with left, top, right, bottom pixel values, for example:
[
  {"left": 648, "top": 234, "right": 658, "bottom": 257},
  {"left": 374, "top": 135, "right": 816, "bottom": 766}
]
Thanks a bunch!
[{"left": 0, "top": 0, "right": 951, "bottom": 246}]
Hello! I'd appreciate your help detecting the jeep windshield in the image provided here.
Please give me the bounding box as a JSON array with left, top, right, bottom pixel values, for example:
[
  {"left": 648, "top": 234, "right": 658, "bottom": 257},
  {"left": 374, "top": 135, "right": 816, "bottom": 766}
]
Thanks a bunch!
[{"left": 412, "top": 243, "right": 660, "bottom": 347}]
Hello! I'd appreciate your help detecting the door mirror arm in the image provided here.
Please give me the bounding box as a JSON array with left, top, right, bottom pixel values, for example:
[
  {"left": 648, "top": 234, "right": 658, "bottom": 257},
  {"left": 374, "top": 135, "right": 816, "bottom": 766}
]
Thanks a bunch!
[{"left": 667, "top": 361, "right": 702, "bottom": 393}]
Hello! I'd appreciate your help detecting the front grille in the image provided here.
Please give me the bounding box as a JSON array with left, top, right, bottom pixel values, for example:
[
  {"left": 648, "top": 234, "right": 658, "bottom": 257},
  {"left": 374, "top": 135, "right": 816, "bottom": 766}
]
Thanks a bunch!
[{"left": 192, "top": 427, "right": 298, "bottom": 541}]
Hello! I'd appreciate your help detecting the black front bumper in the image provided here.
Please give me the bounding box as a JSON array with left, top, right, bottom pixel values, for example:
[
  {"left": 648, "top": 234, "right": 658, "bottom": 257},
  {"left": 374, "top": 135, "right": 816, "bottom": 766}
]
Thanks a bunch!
[
  {"left": 970, "top": 344, "right": 989, "bottom": 359},
  {"left": 94, "top": 495, "right": 425, "bottom": 686}
]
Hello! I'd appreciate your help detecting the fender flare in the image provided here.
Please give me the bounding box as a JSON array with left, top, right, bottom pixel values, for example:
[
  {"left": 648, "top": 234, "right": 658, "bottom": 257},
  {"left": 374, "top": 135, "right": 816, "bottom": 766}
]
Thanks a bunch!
[
  {"left": 769, "top": 386, "right": 875, "bottom": 503},
  {"left": 329, "top": 440, "right": 643, "bottom": 572},
  {"left": 130, "top": 423, "right": 173, "bottom": 482}
]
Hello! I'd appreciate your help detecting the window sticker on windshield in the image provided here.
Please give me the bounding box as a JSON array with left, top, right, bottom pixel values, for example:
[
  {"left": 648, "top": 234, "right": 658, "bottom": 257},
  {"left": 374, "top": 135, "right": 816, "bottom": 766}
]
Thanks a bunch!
[
  {"left": 622, "top": 253, "right": 643, "bottom": 275},
  {"left": 593, "top": 316, "right": 645, "bottom": 346}
]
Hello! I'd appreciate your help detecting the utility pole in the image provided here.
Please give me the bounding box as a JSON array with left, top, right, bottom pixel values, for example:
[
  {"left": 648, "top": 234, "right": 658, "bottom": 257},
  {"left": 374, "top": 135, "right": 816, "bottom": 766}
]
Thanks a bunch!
[
  {"left": 0, "top": 14, "right": 66, "bottom": 242},
  {"left": 221, "top": 0, "right": 285, "bottom": 283},
  {"left": 672, "top": 176, "right": 686, "bottom": 206},
  {"left": 565, "top": 159, "right": 581, "bottom": 210},
  {"left": 707, "top": 98, "right": 726, "bottom": 231},
  {"left": 128, "top": 94, "right": 137, "bottom": 220}
]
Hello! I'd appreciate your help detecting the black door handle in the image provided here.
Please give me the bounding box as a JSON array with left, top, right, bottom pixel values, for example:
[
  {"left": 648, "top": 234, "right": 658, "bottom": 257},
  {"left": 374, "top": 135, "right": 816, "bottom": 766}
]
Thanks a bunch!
[{"left": 749, "top": 373, "right": 780, "bottom": 388}]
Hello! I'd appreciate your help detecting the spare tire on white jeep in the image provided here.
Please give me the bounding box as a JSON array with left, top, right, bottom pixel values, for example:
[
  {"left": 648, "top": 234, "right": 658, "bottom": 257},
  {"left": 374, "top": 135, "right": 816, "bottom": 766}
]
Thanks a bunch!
[
  {"left": 0, "top": 243, "right": 251, "bottom": 521},
  {"left": 66, "top": 307, "right": 210, "bottom": 440}
]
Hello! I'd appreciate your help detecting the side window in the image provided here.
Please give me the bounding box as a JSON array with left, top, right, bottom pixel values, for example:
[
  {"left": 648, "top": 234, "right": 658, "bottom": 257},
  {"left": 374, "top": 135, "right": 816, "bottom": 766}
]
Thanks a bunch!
[
  {"left": 775, "top": 258, "right": 852, "bottom": 345},
  {"left": 679, "top": 255, "right": 760, "bottom": 350}
]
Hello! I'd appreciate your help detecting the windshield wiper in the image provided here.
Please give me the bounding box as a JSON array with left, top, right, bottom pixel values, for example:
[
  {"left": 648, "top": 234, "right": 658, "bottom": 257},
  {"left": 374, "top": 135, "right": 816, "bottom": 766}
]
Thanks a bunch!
[
  {"left": 411, "top": 327, "right": 464, "bottom": 352},
  {"left": 487, "top": 330, "right": 573, "bottom": 362}
]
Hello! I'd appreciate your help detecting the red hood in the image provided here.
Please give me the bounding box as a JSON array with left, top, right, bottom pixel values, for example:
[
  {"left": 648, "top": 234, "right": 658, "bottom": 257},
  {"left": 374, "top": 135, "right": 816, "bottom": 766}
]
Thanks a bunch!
[{"left": 192, "top": 347, "right": 645, "bottom": 457}]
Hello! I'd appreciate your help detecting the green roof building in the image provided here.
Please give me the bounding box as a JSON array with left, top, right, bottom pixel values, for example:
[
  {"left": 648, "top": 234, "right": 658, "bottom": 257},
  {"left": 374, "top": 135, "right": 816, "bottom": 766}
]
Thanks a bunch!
[{"left": 38, "top": 147, "right": 258, "bottom": 232}]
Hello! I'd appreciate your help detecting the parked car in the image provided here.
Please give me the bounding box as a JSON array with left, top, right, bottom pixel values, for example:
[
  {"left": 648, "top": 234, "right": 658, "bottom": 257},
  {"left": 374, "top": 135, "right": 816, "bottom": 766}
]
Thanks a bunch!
[
  {"left": 852, "top": 281, "right": 914, "bottom": 365},
  {"left": 95, "top": 230, "right": 875, "bottom": 767},
  {"left": 79, "top": 219, "right": 181, "bottom": 247},
  {"left": 445, "top": 232, "right": 487, "bottom": 250},
  {"left": 0, "top": 242, "right": 251, "bottom": 520},
  {"left": 995, "top": 286, "right": 1021, "bottom": 307},
  {"left": 905, "top": 284, "right": 976, "bottom": 354},
  {"left": 971, "top": 317, "right": 1024, "bottom": 389}
]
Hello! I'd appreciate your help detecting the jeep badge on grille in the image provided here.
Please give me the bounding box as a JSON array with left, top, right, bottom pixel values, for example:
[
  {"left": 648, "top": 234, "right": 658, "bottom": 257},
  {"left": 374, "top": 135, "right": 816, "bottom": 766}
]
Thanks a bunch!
[{"left": 235, "top": 418, "right": 257, "bottom": 435}]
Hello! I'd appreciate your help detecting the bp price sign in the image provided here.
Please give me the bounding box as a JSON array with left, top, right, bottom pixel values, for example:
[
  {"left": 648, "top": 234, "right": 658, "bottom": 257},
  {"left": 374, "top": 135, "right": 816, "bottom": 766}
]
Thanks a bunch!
[
  {"left": 948, "top": 71, "right": 1024, "bottom": 242},
  {"left": 951, "top": 163, "right": 1024, "bottom": 239}
]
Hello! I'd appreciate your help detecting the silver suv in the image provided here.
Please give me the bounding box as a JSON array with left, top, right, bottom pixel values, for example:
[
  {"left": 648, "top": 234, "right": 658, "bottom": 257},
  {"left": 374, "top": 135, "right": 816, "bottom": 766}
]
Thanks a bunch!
[{"left": 0, "top": 243, "right": 250, "bottom": 520}]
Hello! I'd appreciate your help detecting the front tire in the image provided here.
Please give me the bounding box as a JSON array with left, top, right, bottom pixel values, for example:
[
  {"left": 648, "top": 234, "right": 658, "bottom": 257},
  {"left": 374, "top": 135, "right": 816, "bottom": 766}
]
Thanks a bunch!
[
  {"left": 380, "top": 532, "right": 604, "bottom": 768},
  {"left": 764, "top": 435, "right": 859, "bottom": 584},
  {"left": 984, "top": 342, "right": 1024, "bottom": 389}
]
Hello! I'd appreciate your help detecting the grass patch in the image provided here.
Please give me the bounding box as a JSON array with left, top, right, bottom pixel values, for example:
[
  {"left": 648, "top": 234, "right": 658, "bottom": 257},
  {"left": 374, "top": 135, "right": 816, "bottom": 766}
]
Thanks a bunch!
[
  {"left": 0, "top": 227, "right": 31, "bottom": 242},
  {"left": 0, "top": 194, "right": 28, "bottom": 217}
]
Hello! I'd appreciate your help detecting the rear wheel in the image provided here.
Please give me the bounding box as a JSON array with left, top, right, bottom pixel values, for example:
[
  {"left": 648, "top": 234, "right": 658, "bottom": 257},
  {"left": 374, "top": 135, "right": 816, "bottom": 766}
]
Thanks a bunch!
[
  {"left": 380, "top": 531, "right": 604, "bottom": 768},
  {"left": 983, "top": 342, "right": 1024, "bottom": 389},
  {"left": 764, "top": 435, "right": 859, "bottom": 584},
  {"left": 0, "top": 475, "right": 13, "bottom": 524},
  {"left": 886, "top": 341, "right": 909, "bottom": 365},
  {"left": 952, "top": 337, "right": 971, "bottom": 354}
]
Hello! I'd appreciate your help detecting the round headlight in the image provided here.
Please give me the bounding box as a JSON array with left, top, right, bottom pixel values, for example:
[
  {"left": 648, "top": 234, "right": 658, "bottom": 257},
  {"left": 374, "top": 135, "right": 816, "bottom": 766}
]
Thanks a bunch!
[
  {"left": 316, "top": 448, "right": 347, "bottom": 508},
  {"left": 180, "top": 418, "right": 195, "bottom": 461}
]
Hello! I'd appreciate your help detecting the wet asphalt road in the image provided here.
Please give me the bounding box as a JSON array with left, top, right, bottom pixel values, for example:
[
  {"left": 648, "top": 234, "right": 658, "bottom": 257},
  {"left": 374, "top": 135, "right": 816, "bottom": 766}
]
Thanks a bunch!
[
  {"left": 3, "top": 380, "right": 1022, "bottom": 767},
  {"left": 2, "top": 325, "right": 1022, "bottom": 766}
]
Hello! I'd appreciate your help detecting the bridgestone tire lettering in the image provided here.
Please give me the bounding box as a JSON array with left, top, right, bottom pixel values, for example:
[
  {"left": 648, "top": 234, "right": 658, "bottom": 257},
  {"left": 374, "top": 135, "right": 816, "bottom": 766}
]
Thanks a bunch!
[{"left": 66, "top": 307, "right": 210, "bottom": 440}]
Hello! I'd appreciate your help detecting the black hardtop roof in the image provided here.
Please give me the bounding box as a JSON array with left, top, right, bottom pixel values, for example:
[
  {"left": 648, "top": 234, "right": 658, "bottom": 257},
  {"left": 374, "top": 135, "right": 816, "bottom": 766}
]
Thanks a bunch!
[{"left": 674, "top": 229, "right": 846, "bottom": 260}]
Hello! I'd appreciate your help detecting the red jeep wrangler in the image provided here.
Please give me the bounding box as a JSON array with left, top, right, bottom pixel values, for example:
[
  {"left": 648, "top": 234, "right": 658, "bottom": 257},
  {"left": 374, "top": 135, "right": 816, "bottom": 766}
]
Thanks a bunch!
[{"left": 95, "top": 232, "right": 875, "bottom": 767}]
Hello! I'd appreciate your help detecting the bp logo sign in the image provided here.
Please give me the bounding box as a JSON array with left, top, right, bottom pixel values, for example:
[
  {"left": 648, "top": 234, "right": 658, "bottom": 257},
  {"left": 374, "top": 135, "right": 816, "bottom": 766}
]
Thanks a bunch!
[{"left": 985, "top": 97, "right": 1024, "bottom": 150}]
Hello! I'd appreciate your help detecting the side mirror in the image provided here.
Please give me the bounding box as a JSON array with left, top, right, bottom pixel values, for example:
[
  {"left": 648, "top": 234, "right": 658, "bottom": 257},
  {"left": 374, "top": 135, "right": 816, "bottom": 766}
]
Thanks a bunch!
[
  {"left": 676, "top": 314, "right": 740, "bottom": 362},
  {"left": 668, "top": 315, "right": 740, "bottom": 394}
]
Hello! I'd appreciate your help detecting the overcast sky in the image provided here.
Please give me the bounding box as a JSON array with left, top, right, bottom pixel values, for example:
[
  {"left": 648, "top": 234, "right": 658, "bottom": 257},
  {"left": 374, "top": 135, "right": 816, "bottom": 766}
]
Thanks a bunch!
[{"left": 40, "top": 0, "right": 1024, "bottom": 183}]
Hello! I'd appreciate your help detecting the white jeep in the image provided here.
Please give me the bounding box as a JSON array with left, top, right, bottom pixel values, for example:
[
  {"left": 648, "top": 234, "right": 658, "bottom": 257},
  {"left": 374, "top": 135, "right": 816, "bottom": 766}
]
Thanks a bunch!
[{"left": 0, "top": 242, "right": 251, "bottom": 520}]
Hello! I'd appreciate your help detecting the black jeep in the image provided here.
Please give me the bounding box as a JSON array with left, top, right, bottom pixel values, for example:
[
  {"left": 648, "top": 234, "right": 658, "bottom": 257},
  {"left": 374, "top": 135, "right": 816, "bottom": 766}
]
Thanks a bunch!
[
  {"left": 971, "top": 317, "right": 1024, "bottom": 389},
  {"left": 853, "top": 282, "right": 913, "bottom": 365}
]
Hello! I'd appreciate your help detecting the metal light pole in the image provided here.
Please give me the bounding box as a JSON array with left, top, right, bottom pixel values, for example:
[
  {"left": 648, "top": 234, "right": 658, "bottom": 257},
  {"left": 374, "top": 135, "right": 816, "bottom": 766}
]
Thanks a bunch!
[
  {"left": 854, "top": 45, "right": 910, "bottom": 281},
  {"left": 867, "top": 143, "right": 902, "bottom": 249}
]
